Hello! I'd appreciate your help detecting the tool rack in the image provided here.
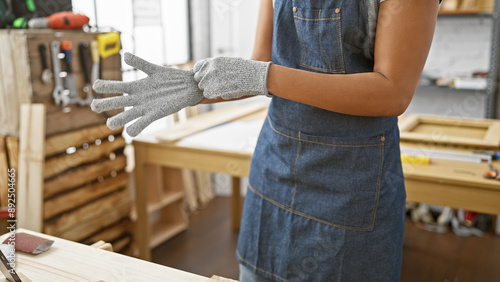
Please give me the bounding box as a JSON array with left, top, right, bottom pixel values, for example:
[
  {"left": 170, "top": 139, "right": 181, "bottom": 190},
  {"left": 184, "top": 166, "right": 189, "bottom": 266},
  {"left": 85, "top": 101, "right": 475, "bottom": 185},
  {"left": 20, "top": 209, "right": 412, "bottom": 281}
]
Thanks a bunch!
[{"left": 0, "top": 29, "right": 133, "bottom": 255}]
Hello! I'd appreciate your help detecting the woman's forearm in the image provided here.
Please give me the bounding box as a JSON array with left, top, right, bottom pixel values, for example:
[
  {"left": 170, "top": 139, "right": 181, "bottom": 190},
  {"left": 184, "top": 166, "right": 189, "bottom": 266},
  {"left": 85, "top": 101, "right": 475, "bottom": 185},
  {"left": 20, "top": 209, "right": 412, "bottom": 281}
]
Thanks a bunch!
[{"left": 267, "top": 65, "right": 413, "bottom": 117}]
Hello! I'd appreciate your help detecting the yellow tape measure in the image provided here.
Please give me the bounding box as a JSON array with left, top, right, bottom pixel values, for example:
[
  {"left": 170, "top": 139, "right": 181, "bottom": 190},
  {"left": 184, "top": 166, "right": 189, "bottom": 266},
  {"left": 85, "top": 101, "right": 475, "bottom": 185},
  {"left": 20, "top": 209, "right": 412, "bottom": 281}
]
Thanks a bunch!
[
  {"left": 97, "top": 32, "right": 121, "bottom": 59},
  {"left": 401, "top": 154, "right": 431, "bottom": 165}
]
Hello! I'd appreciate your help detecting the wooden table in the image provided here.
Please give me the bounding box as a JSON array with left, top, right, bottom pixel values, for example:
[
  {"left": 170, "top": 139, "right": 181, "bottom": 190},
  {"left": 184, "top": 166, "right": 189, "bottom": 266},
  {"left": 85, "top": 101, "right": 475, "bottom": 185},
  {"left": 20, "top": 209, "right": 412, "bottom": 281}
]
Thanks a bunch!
[
  {"left": 133, "top": 132, "right": 253, "bottom": 261},
  {"left": 0, "top": 229, "right": 208, "bottom": 281},
  {"left": 133, "top": 110, "right": 500, "bottom": 261},
  {"left": 402, "top": 142, "right": 500, "bottom": 215}
]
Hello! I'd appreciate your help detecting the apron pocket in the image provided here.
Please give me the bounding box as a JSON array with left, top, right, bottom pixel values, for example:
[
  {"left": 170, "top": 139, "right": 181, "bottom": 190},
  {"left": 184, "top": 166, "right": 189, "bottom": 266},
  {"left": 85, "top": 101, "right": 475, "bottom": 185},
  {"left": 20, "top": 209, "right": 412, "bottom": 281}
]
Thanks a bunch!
[
  {"left": 292, "top": 132, "right": 385, "bottom": 231},
  {"left": 293, "top": 2, "right": 346, "bottom": 74}
]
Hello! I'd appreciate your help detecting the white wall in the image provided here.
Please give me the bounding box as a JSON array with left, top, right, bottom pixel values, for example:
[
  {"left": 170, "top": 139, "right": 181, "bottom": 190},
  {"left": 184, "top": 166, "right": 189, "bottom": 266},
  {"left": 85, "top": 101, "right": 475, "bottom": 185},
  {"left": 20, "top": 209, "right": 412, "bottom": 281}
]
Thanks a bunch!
[
  {"left": 405, "top": 17, "right": 493, "bottom": 119},
  {"left": 423, "top": 17, "right": 492, "bottom": 78}
]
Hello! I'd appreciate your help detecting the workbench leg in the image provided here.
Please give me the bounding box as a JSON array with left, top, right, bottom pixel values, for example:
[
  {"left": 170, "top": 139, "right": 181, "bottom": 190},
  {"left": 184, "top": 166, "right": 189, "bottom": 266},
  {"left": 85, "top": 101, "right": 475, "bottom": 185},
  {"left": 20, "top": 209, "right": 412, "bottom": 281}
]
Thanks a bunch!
[
  {"left": 133, "top": 143, "right": 152, "bottom": 261},
  {"left": 232, "top": 177, "right": 242, "bottom": 231}
]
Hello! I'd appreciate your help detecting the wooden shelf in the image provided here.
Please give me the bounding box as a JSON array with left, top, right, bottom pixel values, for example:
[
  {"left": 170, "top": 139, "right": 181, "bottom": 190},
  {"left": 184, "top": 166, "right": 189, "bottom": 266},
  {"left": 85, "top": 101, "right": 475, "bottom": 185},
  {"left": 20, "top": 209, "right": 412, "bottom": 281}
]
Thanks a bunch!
[
  {"left": 147, "top": 191, "right": 184, "bottom": 213},
  {"left": 148, "top": 197, "right": 189, "bottom": 249},
  {"left": 150, "top": 221, "right": 188, "bottom": 249}
]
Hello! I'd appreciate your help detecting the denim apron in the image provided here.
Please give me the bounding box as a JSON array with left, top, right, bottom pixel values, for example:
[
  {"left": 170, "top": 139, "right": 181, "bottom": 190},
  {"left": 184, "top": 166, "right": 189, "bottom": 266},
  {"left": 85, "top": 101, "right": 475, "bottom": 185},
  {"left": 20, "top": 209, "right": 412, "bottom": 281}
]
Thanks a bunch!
[{"left": 237, "top": 0, "right": 406, "bottom": 281}]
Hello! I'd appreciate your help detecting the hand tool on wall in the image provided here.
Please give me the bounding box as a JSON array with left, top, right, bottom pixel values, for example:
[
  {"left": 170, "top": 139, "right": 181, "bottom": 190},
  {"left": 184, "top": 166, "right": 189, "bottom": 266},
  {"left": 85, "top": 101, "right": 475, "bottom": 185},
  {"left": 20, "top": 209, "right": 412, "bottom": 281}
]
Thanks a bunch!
[
  {"left": 60, "top": 41, "right": 81, "bottom": 105},
  {"left": 50, "top": 40, "right": 69, "bottom": 106},
  {"left": 90, "top": 40, "right": 100, "bottom": 89},
  {"left": 27, "top": 11, "right": 89, "bottom": 29},
  {"left": 96, "top": 32, "right": 121, "bottom": 59},
  {"left": 79, "top": 42, "right": 94, "bottom": 105},
  {"left": 38, "top": 43, "right": 52, "bottom": 85}
]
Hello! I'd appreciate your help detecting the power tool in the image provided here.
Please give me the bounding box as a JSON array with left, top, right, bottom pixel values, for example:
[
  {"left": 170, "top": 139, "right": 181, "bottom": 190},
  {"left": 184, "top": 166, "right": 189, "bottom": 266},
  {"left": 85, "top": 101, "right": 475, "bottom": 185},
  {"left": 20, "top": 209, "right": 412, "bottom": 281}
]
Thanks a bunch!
[{"left": 27, "top": 11, "right": 89, "bottom": 29}]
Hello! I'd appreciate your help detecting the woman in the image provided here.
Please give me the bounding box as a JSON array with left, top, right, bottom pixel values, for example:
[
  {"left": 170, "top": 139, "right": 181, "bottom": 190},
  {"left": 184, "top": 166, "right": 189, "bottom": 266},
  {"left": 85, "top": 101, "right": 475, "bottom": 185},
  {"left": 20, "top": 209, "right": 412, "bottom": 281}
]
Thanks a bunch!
[{"left": 92, "top": 0, "right": 440, "bottom": 280}]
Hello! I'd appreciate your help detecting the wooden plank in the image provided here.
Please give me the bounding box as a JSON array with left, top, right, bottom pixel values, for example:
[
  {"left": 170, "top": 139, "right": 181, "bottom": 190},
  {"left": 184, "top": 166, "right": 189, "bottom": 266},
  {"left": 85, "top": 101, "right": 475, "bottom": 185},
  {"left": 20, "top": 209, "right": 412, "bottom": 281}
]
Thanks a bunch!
[
  {"left": 0, "top": 228, "right": 208, "bottom": 281},
  {"left": 45, "top": 124, "right": 123, "bottom": 157},
  {"left": 195, "top": 170, "right": 214, "bottom": 207},
  {"left": 0, "top": 137, "right": 8, "bottom": 207},
  {"left": 0, "top": 32, "right": 18, "bottom": 137},
  {"left": 231, "top": 177, "right": 242, "bottom": 231},
  {"left": 44, "top": 106, "right": 112, "bottom": 138},
  {"left": 182, "top": 170, "right": 199, "bottom": 212},
  {"left": 17, "top": 104, "right": 45, "bottom": 232},
  {"left": 44, "top": 155, "right": 127, "bottom": 199},
  {"left": 5, "top": 137, "right": 19, "bottom": 171},
  {"left": 55, "top": 197, "right": 131, "bottom": 242},
  {"left": 44, "top": 136, "right": 126, "bottom": 179},
  {"left": 145, "top": 164, "right": 165, "bottom": 205},
  {"left": 132, "top": 143, "right": 151, "bottom": 261},
  {"left": 483, "top": 122, "right": 500, "bottom": 145},
  {"left": 83, "top": 219, "right": 132, "bottom": 245},
  {"left": 44, "top": 171, "right": 129, "bottom": 219},
  {"left": 11, "top": 32, "right": 33, "bottom": 137},
  {"left": 156, "top": 102, "right": 268, "bottom": 143},
  {"left": 0, "top": 31, "right": 32, "bottom": 138},
  {"left": 398, "top": 115, "right": 420, "bottom": 132},
  {"left": 44, "top": 187, "right": 131, "bottom": 236},
  {"left": 418, "top": 115, "right": 494, "bottom": 127}
]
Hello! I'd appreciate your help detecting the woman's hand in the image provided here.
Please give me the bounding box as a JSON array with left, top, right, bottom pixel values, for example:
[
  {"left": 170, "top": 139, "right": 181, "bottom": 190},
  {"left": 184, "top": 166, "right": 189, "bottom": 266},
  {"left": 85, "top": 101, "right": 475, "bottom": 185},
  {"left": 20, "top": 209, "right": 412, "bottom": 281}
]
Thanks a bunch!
[
  {"left": 91, "top": 52, "right": 204, "bottom": 137},
  {"left": 193, "top": 57, "right": 271, "bottom": 100}
]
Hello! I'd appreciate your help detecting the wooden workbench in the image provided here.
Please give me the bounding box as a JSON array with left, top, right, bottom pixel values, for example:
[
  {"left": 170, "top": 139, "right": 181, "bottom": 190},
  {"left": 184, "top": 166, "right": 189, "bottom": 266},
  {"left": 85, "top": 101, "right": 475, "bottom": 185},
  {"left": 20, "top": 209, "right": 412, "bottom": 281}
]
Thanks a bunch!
[{"left": 0, "top": 229, "right": 208, "bottom": 281}]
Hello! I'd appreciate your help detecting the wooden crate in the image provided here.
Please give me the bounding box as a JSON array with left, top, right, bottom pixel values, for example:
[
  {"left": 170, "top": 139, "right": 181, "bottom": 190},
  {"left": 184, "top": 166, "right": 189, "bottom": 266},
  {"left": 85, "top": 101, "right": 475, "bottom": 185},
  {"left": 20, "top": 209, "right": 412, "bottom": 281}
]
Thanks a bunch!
[{"left": 0, "top": 30, "right": 133, "bottom": 255}]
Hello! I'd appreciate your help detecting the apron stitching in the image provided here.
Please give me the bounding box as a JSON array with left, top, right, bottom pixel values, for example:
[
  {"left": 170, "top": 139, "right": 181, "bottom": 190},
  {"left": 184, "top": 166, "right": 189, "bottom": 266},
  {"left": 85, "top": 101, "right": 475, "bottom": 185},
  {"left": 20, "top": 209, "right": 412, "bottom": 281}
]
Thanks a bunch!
[
  {"left": 267, "top": 117, "right": 380, "bottom": 147},
  {"left": 369, "top": 141, "right": 385, "bottom": 227},
  {"left": 337, "top": 12, "right": 346, "bottom": 72},
  {"left": 318, "top": 9, "right": 328, "bottom": 69},
  {"left": 248, "top": 183, "right": 373, "bottom": 231},
  {"left": 294, "top": 16, "right": 340, "bottom": 21},
  {"left": 237, "top": 250, "right": 289, "bottom": 282},
  {"left": 293, "top": 15, "right": 307, "bottom": 68},
  {"left": 290, "top": 131, "right": 302, "bottom": 208},
  {"left": 300, "top": 64, "right": 345, "bottom": 73}
]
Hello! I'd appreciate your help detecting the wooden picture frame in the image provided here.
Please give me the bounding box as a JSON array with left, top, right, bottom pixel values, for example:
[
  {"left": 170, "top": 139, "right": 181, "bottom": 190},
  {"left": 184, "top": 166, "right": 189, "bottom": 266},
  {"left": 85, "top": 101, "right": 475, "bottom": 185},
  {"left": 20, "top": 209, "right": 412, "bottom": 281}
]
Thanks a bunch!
[{"left": 399, "top": 115, "right": 500, "bottom": 149}]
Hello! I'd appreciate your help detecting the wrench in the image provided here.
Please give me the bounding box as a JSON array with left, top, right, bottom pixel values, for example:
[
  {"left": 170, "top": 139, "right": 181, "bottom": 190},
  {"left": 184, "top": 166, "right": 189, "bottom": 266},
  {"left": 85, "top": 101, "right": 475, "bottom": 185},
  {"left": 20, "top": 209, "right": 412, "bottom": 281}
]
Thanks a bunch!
[
  {"left": 78, "top": 42, "right": 94, "bottom": 105},
  {"left": 50, "top": 41, "right": 69, "bottom": 106}
]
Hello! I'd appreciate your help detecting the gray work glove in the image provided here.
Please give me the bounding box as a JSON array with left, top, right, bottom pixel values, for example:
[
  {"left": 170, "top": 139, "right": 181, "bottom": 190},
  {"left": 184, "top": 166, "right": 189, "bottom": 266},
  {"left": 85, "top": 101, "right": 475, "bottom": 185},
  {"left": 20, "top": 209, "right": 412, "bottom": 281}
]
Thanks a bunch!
[
  {"left": 193, "top": 57, "right": 272, "bottom": 100},
  {"left": 91, "top": 52, "right": 204, "bottom": 137}
]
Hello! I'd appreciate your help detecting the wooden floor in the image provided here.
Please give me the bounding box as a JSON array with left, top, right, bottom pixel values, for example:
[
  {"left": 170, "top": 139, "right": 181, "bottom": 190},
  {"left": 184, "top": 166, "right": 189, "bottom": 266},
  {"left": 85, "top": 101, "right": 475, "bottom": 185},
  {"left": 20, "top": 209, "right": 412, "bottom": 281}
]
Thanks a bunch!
[{"left": 152, "top": 197, "right": 500, "bottom": 281}]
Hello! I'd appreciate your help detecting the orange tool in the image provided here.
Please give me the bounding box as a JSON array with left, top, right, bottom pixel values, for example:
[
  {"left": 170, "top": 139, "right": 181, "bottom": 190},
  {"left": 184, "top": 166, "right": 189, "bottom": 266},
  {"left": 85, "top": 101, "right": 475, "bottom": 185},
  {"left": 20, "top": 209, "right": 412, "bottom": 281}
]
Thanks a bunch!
[
  {"left": 27, "top": 11, "right": 89, "bottom": 29},
  {"left": 483, "top": 164, "right": 499, "bottom": 180}
]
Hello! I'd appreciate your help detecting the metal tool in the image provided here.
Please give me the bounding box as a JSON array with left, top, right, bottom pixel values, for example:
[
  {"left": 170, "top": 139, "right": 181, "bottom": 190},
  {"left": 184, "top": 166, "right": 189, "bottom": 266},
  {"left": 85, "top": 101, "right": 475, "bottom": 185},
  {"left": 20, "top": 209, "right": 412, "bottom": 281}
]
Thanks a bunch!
[
  {"left": 78, "top": 42, "right": 94, "bottom": 105},
  {"left": 50, "top": 40, "right": 69, "bottom": 106},
  {"left": 0, "top": 248, "right": 22, "bottom": 282},
  {"left": 89, "top": 40, "right": 100, "bottom": 87},
  {"left": 38, "top": 43, "right": 52, "bottom": 85},
  {"left": 27, "top": 11, "right": 89, "bottom": 29},
  {"left": 61, "top": 41, "right": 81, "bottom": 106}
]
